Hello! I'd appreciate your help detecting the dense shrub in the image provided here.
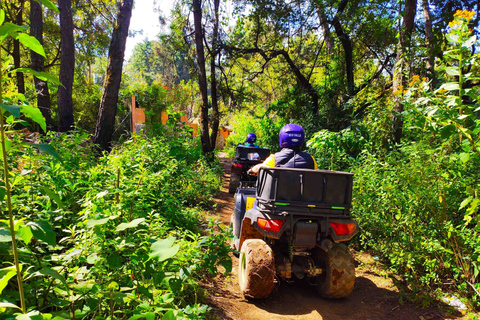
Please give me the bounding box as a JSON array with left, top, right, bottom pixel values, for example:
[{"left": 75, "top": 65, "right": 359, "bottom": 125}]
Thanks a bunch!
[{"left": 0, "top": 125, "right": 230, "bottom": 319}]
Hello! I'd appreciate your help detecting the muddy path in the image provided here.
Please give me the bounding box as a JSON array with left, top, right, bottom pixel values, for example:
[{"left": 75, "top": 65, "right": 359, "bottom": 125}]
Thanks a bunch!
[{"left": 204, "top": 154, "right": 467, "bottom": 320}]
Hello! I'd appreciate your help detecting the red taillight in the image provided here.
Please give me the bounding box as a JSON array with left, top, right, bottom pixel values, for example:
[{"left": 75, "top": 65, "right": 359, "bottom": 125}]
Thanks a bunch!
[
  {"left": 233, "top": 163, "right": 243, "bottom": 168},
  {"left": 257, "top": 218, "right": 285, "bottom": 233},
  {"left": 329, "top": 222, "right": 356, "bottom": 235}
]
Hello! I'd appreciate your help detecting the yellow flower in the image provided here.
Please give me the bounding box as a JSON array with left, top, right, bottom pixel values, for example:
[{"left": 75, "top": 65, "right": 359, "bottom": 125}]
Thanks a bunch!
[
  {"left": 449, "top": 20, "right": 459, "bottom": 28},
  {"left": 393, "top": 86, "right": 403, "bottom": 95},
  {"left": 453, "top": 10, "right": 476, "bottom": 21},
  {"left": 409, "top": 75, "right": 421, "bottom": 86},
  {"left": 422, "top": 77, "right": 427, "bottom": 82}
]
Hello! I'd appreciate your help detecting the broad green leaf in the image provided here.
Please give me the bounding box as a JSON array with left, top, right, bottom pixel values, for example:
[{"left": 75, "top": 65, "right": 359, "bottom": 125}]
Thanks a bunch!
[
  {"left": 15, "top": 33, "right": 45, "bottom": 57},
  {"left": 85, "top": 216, "right": 117, "bottom": 229},
  {"left": 0, "top": 302, "right": 21, "bottom": 310},
  {"left": 21, "top": 105, "right": 46, "bottom": 132},
  {"left": 0, "top": 266, "right": 17, "bottom": 295},
  {"left": 116, "top": 218, "right": 145, "bottom": 231},
  {"left": 35, "top": 0, "right": 60, "bottom": 13},
  {"left": 446, "top": 33, "right": 460, "bottom": 44},
  {"left": 459, "top": 153, "right": 470, "bottom": 163},
  {"left": 41, "top": 187, "right": 64, "bottom": 208},
  {"left": 15, "top": 68, "right": 62, "bottom": 87},
  {"left": 145, "top": 313, "right": 155, "bottom": 320},
  {"left": 16, "top": 310, "right": 43, "bottom": 320},
  {"left": 28, "top": 221, "right": 56, "bottom": 246},
  {"left": 0, "top": 10, "right": 5, "bottom": 25},
  {"left": 440, "top": 124, "right": 456, "bottom": 139},
  {"left": 460, "top": 197, "right": 472, "bottom": 209},
  {"left": 0, "top": 23, "right": 26, "bottom": 41},
  {"left": 0, "top": 186, "right": 5, "bottom": 202},
  {"left": 0, "top": 104, "right": 21, "bottom": 117},
  {"left": 29, "top": 144, "right": 61, "bottom": 160},
  {"left": 162, "top": 311, "right": 175, "bottom": 320},
  {"left": 0, "top": 229, "right": 11, "bottom": 242},
  {"left": 221, "top": 259, "right": 233, "bottom": 275},
  {"left": 445, "top": 67, "right": 459, "bottom": 76},
  {"left": 35, "top": 268, "right": 69, "bottom": 292},
  {"left": 463, "top": 35, "right": 477, "bottom": 48},
  {"left": 18, "top": 225, "right": 33, "bottom": 244},
  {"left": 440, "top": 83, "right": 459, "bottom": 91},
  {"left": 149, "top": 236, "right": 180, "bottom": 262}
]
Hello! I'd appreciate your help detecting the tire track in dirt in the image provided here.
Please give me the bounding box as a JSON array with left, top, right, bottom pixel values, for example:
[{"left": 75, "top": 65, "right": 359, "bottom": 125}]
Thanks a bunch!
[{"left": 204, "top": 153, "right": 466, "bottom": 320}]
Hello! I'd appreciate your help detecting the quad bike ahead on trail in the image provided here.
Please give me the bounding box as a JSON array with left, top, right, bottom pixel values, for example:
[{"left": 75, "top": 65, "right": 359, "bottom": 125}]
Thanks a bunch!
[
  {"left": 231, "top": 167, "right": 358, "bottom": 299},
  {"left": 228, "top": 145, "right": 270, "bottom": 194}
]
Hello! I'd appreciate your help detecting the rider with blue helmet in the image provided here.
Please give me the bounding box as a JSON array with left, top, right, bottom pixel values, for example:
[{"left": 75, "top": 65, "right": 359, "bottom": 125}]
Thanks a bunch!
[
  {"left": 249, "top": 124, "right": 317, "bottom": 174},
  {"left": 244, "top": 133, "right": 259, "bottom": 147}
]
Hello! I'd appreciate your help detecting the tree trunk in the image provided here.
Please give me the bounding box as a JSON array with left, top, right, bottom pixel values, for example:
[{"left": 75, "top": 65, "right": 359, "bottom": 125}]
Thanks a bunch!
[
  {"left": 391, "top": 0, "right": 417, "bottom": 144},
  {"left": 193, "top": 0, "right": 212, "bottom": 155},
  {"left": 13, "top": 0, "right": 25, "bottom": 94},
  {"left": 422, "top": 0, "right": 435, "bottom": 86},
  {"left": 330, "top": 17, "right": 354, "bottom": 96},
  {"left": 209, "top": 0, "right": 220, "bottom": 150},
  {"left": 313, "top": 0, "right": 334, "bottom": 53},
  {"left": 58, "top": 0, "right": 75, "bottom": 132},
  {"left": 93, "top": 0, "right": 133, "bottom": 151},
  {"left": 30, "top": 0, "right": 53, "bottom": 131}
]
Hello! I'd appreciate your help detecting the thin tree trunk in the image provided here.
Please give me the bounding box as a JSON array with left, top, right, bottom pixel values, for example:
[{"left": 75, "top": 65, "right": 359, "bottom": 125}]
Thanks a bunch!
[
  {"left": 93, "top": 0, "right": 133, "bottom": 151},
  {"left": 13, "top": 0, "right": 26, "bottom": 94},
  {"left": 330, "top": 17, "right": 354, "bottom": 96},
  {"left": 30, "top": 0, "right": 53, "bottom": 131},
  {"left": 58, "top": 0, "right": 75, "bottom": 132},
  {"left": 209, "top": 0, "right": 220, "bottom": 150},
  {"left": 392, "top": 0, "right": 417, "bottom": 144},
  {"left": 193, "top": 0, "right": 212, "bottom": 155},
  {"left": 313, "top": 0, "right": 334, "bottom": 53},
  {"left": 422, "top": 0, "right": 435, "bottom": 86}
]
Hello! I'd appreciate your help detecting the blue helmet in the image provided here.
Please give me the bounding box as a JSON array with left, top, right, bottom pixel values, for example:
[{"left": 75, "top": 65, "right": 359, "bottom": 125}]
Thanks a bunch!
[
  {"left": 279, "top": 124, "right": 304, "bottom": 148},
  {"left": 246, "top": 133, "right": 257, "bottom": 143}
]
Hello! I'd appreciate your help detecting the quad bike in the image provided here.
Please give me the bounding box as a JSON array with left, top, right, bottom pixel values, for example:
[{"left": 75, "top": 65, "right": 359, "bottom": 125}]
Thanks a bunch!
[
  {"left": 231, "top": 167, "right": 358, "bottom": 299},
  {"left": 228, "top": 145, "right": 270, "bottom": 194}
]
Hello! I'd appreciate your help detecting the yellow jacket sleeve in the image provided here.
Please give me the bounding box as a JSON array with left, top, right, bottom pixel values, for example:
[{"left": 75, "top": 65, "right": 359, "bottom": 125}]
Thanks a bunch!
[{"left": 263, "top": 155, "right": 276, "bottom": 167}]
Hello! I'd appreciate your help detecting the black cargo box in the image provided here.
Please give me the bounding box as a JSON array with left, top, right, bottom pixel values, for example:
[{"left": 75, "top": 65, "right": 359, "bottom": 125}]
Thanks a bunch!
[{"left": 256, "top": 167, "right": 353, "bottom": 215}]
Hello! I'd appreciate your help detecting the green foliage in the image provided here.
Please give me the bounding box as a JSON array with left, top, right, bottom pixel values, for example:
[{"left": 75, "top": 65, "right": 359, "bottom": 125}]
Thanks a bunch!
[
  {"left": 307, "top": 125, "right": 369, "bottom": 171},
  {"left": 1, "top": 124, "right": 230, "bottom": 318},
  {"left": 309, "top": 12, "right": 480, "bottom": 308}
]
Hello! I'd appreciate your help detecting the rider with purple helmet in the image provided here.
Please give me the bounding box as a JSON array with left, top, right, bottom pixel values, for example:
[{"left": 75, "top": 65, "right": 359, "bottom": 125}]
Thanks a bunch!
[
  {"left": 244, "top": 132, "right": 259, "bottom": 147},
  {"left": 249, "top": 124, "right": 317, "bottom": 174}
]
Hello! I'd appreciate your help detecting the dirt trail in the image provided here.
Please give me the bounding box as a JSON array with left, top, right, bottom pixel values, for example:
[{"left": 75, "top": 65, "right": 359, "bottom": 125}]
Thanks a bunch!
[{"left": 204, "top": 154, "right": 467, "bottom": 320}]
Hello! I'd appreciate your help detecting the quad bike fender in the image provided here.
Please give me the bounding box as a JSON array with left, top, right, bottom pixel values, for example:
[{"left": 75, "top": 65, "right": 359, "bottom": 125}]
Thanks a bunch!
[
  {"left": 324, "top": 218, "right": 359, "bottom": 242},
  {"left": 244, "top": 209, "right": 286, "bottom": 239}
]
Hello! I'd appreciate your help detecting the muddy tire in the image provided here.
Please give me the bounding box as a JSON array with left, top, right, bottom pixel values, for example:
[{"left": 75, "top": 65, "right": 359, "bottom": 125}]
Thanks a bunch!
[
  {"left": 238, "top": 239, "right": 274, "bottom": 298},
  {"left": 229, "top": 173, "right": 240, "bottom": 194},
  {"left": 314, "top": 243, "right": 355, "bottom": 299}
]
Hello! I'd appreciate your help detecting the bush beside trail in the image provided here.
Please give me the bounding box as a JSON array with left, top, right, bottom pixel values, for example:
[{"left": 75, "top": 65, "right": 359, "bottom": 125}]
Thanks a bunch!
[{"left": 0, "top": 126, "right": 231, "bottom": 319}]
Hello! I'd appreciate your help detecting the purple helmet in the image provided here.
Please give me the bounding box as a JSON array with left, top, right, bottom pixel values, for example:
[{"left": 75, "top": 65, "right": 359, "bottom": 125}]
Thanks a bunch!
[
  {"left": 279, "top": 124, "right": 304, "bottom": 148},
  {"left": 246, "top": 133, "right": 257, "bottom": 143}
]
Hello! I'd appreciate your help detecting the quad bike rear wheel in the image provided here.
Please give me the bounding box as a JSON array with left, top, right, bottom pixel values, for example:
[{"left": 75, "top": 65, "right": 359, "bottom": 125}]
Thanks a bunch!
[
  {"left": 238, "top": 239, "right": 275, "bottom": 298},
  {"left": 229, "top": 173, "right": 240, "bottom": 194},
  {"left": 314, "top": 243, "right": 355, "bottom": 298}
]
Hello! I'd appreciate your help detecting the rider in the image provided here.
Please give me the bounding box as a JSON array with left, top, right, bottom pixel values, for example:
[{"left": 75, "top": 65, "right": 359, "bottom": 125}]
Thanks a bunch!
[
  {"left": 249, "top": 123, "right": 317, "bottom": 174},
  {"left": 244, "top": 133, "right": 259, "bottom": 148}
]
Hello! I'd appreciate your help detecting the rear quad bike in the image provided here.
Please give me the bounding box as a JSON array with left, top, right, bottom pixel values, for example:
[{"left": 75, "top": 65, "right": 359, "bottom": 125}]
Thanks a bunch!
[
  {"left": 231, "top": 167, "right": 358, "bottom": 299},
  {"left": 228, "top": 145, "right": 270, "bottom": 194}
]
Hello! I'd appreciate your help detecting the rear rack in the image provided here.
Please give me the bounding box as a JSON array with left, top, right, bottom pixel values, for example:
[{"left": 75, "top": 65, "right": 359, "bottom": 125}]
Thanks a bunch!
[{"left": 256, "top": 167, "right": 354, "bottom": 216}]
